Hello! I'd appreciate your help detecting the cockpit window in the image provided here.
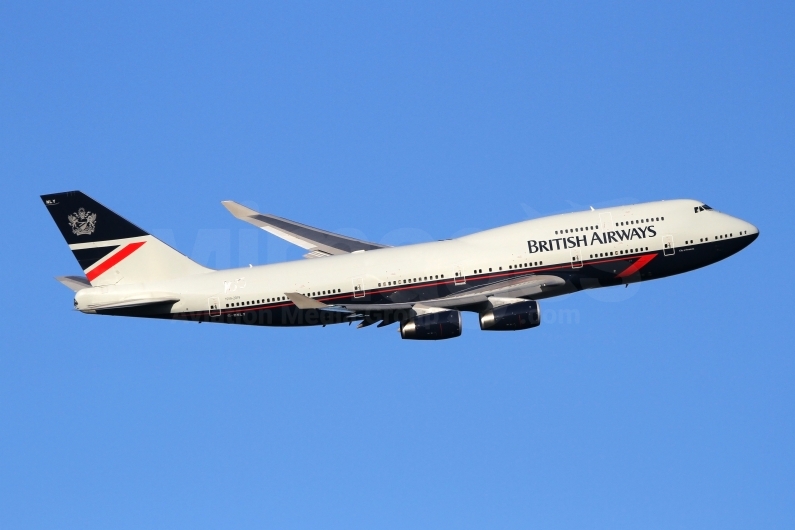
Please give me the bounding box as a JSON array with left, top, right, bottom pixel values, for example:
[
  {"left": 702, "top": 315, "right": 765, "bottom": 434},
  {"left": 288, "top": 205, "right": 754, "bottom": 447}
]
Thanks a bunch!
[{"left": 694, "top": 204, "right": 714, "bottom": 213}]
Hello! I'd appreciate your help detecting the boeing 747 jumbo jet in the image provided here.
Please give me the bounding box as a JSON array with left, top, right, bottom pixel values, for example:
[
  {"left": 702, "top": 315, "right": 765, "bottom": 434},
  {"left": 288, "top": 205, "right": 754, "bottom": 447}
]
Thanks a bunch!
[{"left": 42, "top": 191, "right": 758, "bottom": 340}]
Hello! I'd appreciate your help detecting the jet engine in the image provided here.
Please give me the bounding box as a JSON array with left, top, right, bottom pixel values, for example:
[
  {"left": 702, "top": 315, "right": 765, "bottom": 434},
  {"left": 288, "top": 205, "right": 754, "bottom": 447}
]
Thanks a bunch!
[
  {"left": 400, "top": 310, "right": 462, "bottom": 340},
  {"left": 479, "top": 300, "right": 540, "bottom": 331}
]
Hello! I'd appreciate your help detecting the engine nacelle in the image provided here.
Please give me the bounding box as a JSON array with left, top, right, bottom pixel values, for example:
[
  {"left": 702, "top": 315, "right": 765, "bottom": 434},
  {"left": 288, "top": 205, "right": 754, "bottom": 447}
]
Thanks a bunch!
[
  {"left": 479, "top": 300, "right": 541, "bottom": 331},
  {"left": 400, "top": 310, "right": 462, "bottom": 340}
]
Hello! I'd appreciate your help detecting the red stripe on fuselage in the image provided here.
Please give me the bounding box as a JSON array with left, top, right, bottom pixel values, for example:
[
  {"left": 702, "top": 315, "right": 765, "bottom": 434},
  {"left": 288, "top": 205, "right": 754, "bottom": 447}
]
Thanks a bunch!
[
  {"left": 616, "top": 253, "right": 656, "bottom": 278},
  {"left": 85, "top": 241, "right": 146, "bottom": 281}
]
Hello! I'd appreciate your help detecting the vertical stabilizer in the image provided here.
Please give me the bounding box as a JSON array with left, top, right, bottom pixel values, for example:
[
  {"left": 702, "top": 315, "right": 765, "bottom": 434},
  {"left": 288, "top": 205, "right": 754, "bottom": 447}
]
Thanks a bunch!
[{"left": 41, "top": 191, "right": 211, "bottom": 286}]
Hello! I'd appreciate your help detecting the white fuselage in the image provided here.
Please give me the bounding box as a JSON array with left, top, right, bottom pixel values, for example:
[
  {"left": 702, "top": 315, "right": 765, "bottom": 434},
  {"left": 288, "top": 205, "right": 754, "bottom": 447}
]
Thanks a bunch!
[{"left": 74, "top": 199, "right": 758, "bottom": 318}]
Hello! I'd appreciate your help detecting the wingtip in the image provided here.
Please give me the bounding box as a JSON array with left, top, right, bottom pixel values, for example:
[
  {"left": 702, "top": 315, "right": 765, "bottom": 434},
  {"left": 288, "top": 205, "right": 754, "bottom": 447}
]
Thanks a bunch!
[{"left": 221, "top": 200, "right": 259, "bottom": 218}]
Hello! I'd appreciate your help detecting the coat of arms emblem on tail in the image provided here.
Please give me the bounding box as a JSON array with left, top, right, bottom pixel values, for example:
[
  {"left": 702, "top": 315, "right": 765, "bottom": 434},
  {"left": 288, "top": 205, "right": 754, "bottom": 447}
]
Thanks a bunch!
[{"left": 68, "top": 208, "right": 97, "bottom": 236}]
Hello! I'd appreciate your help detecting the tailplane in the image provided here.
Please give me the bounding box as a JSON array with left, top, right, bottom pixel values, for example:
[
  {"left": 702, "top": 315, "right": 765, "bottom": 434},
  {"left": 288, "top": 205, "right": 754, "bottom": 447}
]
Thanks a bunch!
[{"left": 41, "top": 191, "right": 211, "bottom": 286}]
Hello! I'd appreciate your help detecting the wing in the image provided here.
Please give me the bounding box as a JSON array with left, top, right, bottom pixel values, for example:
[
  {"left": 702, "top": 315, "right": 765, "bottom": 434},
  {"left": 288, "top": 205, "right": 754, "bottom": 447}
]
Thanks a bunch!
[
  {"left": 420, "top": 274, "right": 567, "bottom": 310},
  {"left": 335, "top": 275, "right": 567, "bottom": 313},
  {"left": 284, "top": 274, "right": 568, "bottom": 329},
  {"left": 222, "top": 201, "right": 389, "bottom": 258}
]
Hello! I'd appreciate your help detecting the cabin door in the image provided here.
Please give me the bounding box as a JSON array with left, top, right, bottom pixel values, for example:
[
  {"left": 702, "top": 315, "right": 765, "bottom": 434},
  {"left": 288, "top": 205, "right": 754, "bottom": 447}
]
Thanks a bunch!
[
  {"left": 662, "top": 235, "right": 675, "bottom": 256},
  {"left": 599, "top": 212, "right": 613, "bottom": 230},
  {"left": 352, "top": 277, "right": 365, "bottom": 298},
  {"left": 208, "top": 297, "right": 221, "bottom": 317},
  {"left": 454, "top": 266, "right": 466, "bottom": 285},
  {"left": 569, "top": 249, "right": 583, "bottom": 269}
]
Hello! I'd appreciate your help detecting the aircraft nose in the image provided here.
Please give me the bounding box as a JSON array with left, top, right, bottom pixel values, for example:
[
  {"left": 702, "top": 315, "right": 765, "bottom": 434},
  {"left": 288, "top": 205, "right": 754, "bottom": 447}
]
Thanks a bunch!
[{"left": 738, "top": 217, "right": 759, "bottom": 242}]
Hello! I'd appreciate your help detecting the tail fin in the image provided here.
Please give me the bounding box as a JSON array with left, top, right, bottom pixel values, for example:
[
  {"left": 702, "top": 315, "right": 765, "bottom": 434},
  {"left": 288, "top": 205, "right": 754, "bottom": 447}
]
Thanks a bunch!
[{"left": 41, "top": 191, "right": 211, "bottom": 286}]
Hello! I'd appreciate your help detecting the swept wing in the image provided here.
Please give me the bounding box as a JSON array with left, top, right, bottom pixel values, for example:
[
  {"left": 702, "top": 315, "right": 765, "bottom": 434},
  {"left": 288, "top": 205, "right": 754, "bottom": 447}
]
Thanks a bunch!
[
  {"left": 222, "top": 201, "right": 388, "bottom": 258},
  {"left": 285, "top": 274, "right": 567, "bottom": 321}
]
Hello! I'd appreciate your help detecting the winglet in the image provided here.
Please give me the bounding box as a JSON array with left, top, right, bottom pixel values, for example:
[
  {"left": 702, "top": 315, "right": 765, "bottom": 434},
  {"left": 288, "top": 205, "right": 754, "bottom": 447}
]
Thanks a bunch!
[{"left": 285, "top": 292, "right": 329, "bottom": 309}]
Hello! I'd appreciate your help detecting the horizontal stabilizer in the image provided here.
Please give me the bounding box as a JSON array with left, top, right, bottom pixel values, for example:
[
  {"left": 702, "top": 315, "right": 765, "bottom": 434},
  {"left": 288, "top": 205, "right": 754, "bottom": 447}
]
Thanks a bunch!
[
  {"left": 55, "top": 275, "right": 91, "bottom": 292},
  {"left": 222, "top": 201, "right": 388, "bottom": 258}
]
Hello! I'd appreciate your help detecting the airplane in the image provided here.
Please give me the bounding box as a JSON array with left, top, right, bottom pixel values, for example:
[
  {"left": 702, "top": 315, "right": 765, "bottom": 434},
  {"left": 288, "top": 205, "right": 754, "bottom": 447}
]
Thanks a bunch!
[{"left": 41, "top": 191, "right": 758, "bottom": 340}]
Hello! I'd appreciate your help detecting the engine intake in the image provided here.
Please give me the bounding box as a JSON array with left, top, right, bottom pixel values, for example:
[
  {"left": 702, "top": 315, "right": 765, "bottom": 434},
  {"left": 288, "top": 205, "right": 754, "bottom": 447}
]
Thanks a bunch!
[
  {"left": 479, "top": 300, "right": 540, "bottom": 331},
  {"left": 400, "top": 310, "right": 462, "bottom": 340}
]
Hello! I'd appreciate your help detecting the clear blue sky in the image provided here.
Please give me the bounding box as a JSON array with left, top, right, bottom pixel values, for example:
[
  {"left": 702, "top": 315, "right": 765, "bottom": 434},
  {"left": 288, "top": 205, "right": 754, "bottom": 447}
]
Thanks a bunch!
[{"left": 1, "top": 2, "right": 793, "bottom": 529}]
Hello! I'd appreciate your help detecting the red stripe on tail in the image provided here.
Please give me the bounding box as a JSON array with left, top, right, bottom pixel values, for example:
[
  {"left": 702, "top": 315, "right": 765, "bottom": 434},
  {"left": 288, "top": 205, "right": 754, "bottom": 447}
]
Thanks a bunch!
[{"left": 85, "top": 241, "right": 146, "bottom": 282}]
